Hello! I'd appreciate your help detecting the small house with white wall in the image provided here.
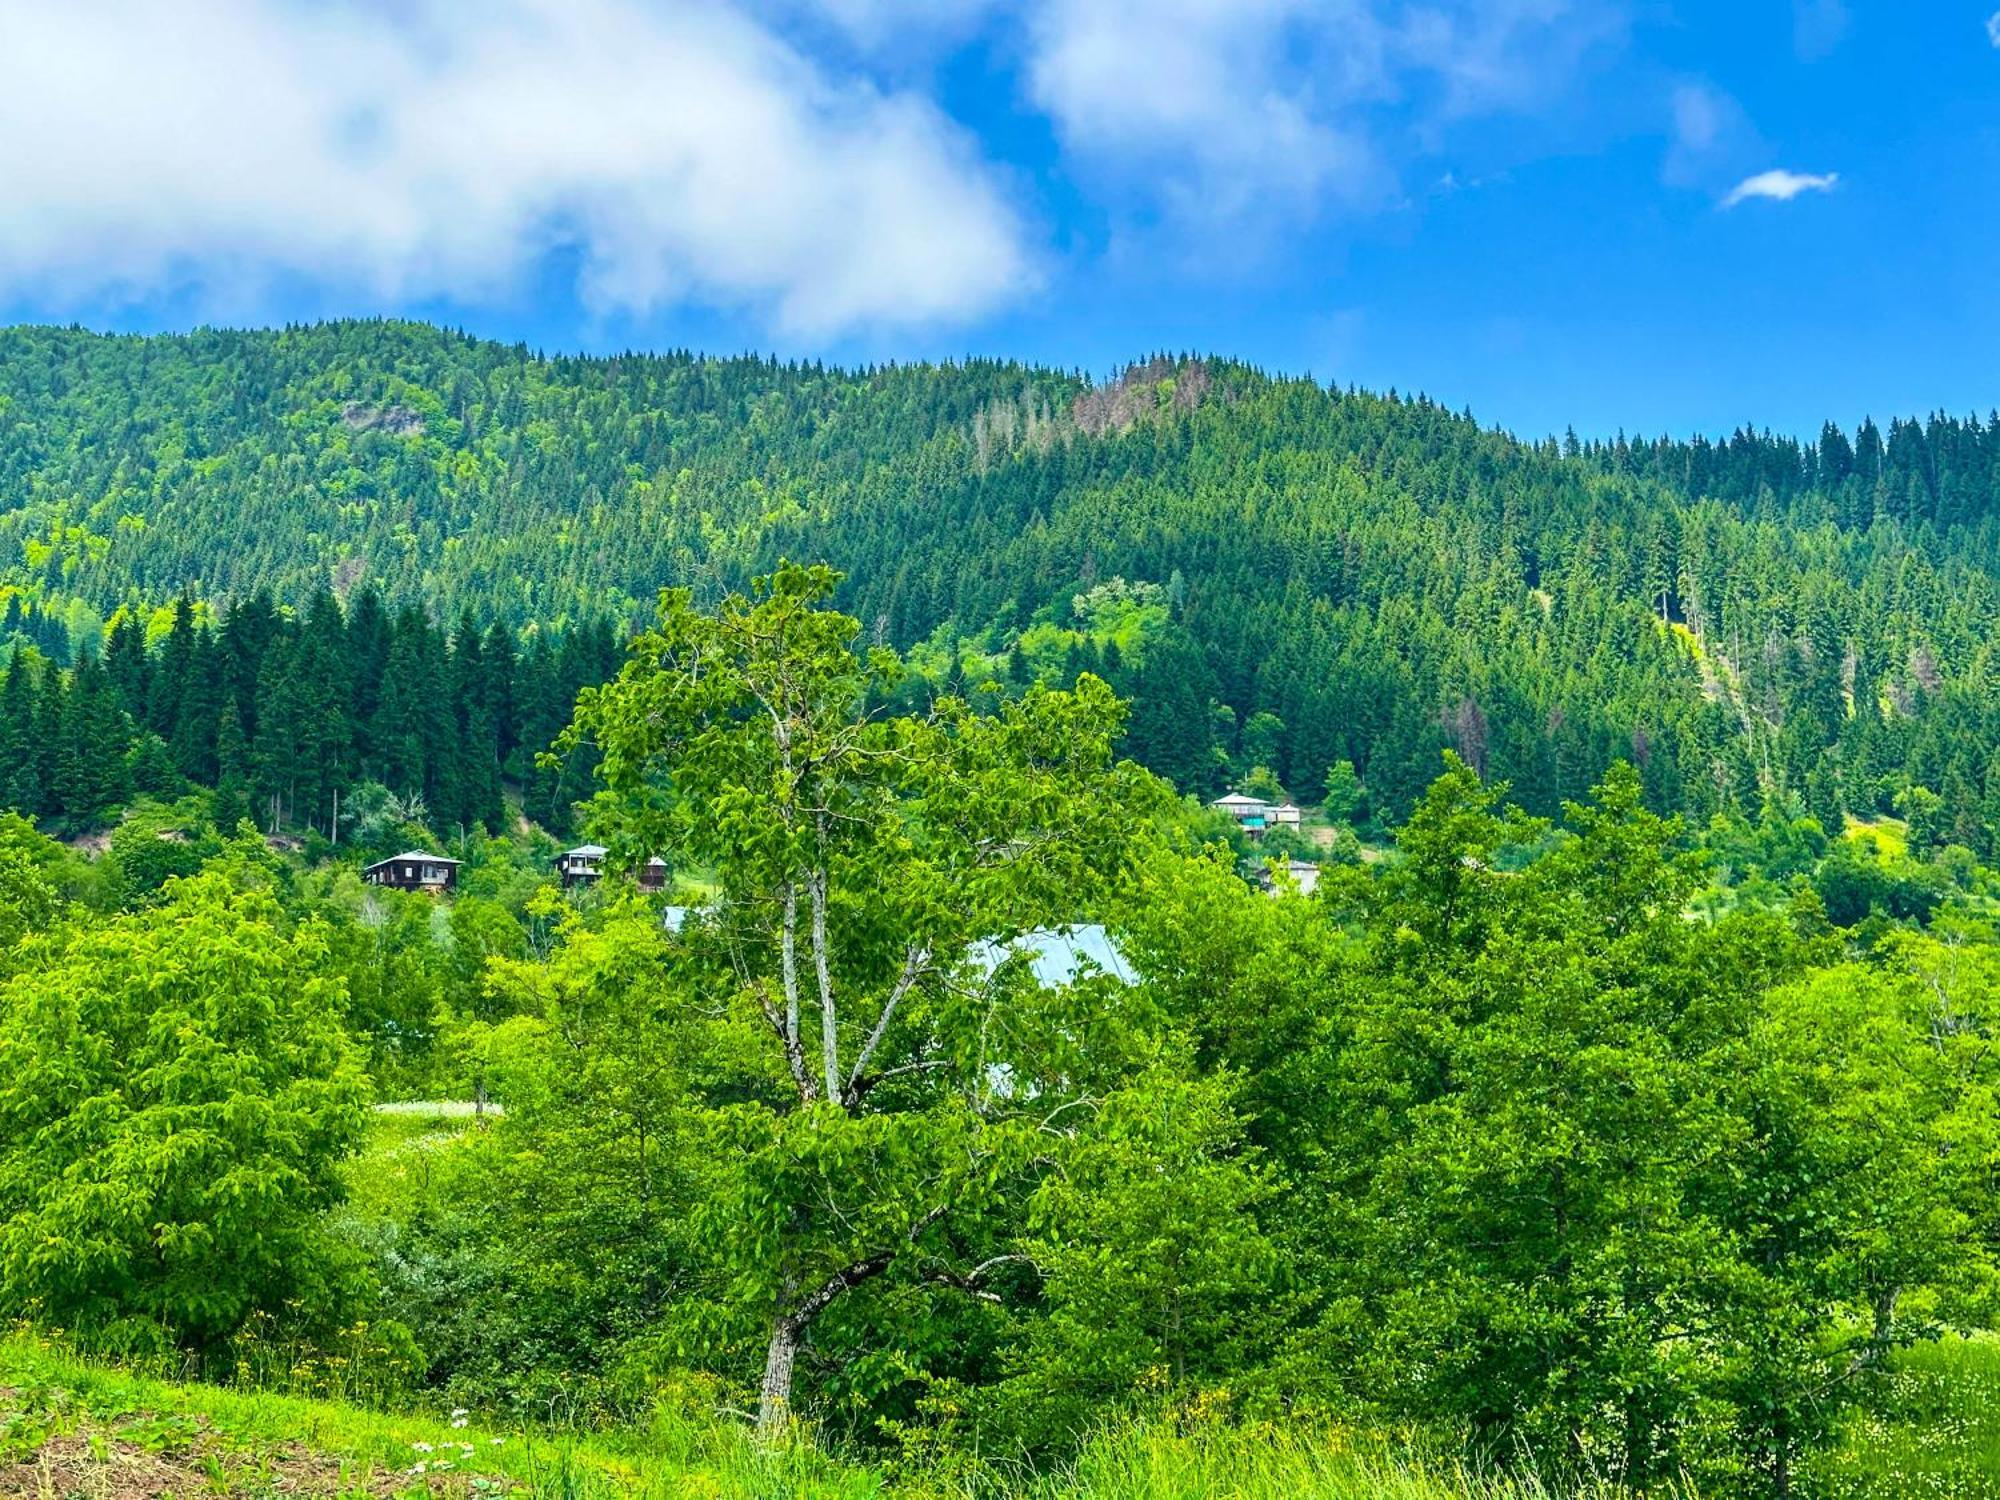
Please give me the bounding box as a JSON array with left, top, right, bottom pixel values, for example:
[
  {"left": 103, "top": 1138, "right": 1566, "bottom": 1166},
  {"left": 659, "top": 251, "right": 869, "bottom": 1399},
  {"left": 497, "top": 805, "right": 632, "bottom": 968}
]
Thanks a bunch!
[
  {"left": 1211, "top": 792, "right": 1272, "bottom": 836},
  {"left": 558, "top": 846, "right": 671, "bottom": 892},
  {"left": 1257, "top": 858, "right": 1322, "bottom": 897},
  {"left": 556, "top": 844, "right": 607, "bottom": 888}
]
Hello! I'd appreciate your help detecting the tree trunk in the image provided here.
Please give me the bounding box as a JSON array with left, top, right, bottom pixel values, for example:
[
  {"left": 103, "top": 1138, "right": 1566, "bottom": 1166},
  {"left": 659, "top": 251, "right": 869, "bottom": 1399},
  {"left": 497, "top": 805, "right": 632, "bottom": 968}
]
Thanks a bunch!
[{"left": 757, "top": 1315, "right": 802, "bottom": 1435}]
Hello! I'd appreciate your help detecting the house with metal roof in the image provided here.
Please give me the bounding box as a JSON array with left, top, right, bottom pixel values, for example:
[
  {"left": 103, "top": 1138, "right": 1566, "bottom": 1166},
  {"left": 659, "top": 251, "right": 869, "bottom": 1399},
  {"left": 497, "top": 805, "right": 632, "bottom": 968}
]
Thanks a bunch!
[
  {"left": 556, "top": 844, "right": 608, "bottom": 888},
  {"left": 1211, "top": 792, "right": 1271, "bottom": 836},
  {"left": 968, "top": 924, "right": 1137, "bottom": 987},
  {"left": 364, "top": 851, "right": 460, "bottom": 893}
]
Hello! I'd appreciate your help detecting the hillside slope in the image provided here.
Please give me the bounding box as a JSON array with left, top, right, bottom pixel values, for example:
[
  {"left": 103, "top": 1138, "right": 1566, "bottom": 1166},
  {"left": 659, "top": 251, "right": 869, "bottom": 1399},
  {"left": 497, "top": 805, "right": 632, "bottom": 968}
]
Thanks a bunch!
[{"left": 1, "top": 322, "right": 1998, "bottom": 830}]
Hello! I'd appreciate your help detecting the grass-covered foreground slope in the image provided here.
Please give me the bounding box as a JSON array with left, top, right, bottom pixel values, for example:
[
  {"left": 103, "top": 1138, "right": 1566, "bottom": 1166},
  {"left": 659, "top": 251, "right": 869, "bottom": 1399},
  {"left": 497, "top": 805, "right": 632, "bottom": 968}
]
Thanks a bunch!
[
  {"left": 0, "top": 1333, "right": 874, "bottom": 1498},
  {"left": 0, "top": 1334, "right": 1646, "bottom": 1499},
  {"left": 9, "top": 1331, "right": 2000, "bottom": 1498}
]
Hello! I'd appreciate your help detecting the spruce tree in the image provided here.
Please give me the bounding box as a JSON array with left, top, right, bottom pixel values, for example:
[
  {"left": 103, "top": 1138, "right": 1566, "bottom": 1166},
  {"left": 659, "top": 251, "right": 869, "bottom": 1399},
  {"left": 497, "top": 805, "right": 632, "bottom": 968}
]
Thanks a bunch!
[
  {"left": 0, "top": 651, "right": 36, "bottom": 815},
  {"left": 146, "top": 594, "right": 197, "bottom": 742},
  {"left": 213, "top": 699, "right": 252, "bottom": 832}
]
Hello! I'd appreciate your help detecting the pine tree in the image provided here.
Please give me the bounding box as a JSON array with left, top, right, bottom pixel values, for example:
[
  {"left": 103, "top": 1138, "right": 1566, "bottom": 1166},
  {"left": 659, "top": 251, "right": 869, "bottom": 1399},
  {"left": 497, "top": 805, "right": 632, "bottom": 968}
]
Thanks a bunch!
[
  {"left": 0, "top": 651, "right": 37, "bottom": 815},
  {"left": 213, "top": 699, "right": 252, "bottom": 832},
  {"left": 171, "top": 629, "right": 227, "bottom": 783},
  {"left": 482, "top": 620, "right": 520, "bottom": 764},
  {"left": 290, "top": 593, "right": 354, "bottom": 833},
  {"left": 220, "top": 589, "right": 280, "bottom": 739},
  {"left": 33, "top": 666, "right": 72, "bottom": 822},
  {"left": 103, "top": 611, "right": 149, "bottom": 721},
  {"left": 252, "top": 634, "right": 305, "bottom": 829},
  {"left": 67, "top": 651, "right": 131, "bottom": 825},
  {"left": 1121, "top": 627, "right": 1220, "bottom": 795},
  {"left": 146, "top": 593, "right": 197, "bottom": 742},
  {"left": 372, "top": 613, "right": 430, "bottom": 799}
]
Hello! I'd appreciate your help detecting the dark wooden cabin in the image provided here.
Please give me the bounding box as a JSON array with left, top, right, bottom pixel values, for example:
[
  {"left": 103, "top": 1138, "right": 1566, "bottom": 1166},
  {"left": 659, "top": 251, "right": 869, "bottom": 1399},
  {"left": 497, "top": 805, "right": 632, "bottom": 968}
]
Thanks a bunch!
[{"left": 364, "top": 851, "right": 461, "bottom": 893}]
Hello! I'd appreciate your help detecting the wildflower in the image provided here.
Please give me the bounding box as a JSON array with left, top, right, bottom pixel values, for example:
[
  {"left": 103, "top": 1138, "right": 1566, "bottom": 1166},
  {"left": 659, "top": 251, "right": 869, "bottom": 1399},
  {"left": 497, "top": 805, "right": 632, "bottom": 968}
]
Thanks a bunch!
[{"left": 413, "top": 1442, "right": 434, "bottom": 1453}]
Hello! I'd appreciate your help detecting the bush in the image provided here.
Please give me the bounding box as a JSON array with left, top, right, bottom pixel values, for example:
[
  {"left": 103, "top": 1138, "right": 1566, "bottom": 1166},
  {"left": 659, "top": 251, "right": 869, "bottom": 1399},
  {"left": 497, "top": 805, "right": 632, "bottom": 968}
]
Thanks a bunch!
[{"left": 0, "top": 872, "right": 371, "bottom": 1351}]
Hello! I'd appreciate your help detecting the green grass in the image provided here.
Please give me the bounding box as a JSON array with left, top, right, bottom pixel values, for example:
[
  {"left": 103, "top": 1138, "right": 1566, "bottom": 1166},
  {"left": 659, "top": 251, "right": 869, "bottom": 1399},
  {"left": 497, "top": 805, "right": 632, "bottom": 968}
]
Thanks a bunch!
[
  {"left": 0, "top": 1332, "right": 1680, "bottom": 1499},
  {"left": 0, "top": 1333, "right": 882, "bottom": 1497},
  {"left": 345, "top": 1107, "right": 484, "bottom": 1224},
  {"left": 1842, "top": 814, "right": 1910, "bottom": 859},
  {"left": 1805, "top": 1334, "right": 2000, "bottom": 1498},
  {"left": 1021, "top": 1419, "right": 1661, "bottom": 1499},
  {"left": 20, "top": 1279, "right": 1988, "bottom": 1498}
]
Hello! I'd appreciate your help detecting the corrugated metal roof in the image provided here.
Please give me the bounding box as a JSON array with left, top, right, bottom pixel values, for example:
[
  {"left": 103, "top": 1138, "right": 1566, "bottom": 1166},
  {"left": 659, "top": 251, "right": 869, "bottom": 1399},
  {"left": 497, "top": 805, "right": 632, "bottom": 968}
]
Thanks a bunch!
[
  {"left": 968, "top": 924, "right": 1136, "bottom": 987},
  {"left": 366, "top": 850, "right": 460, "bottom": 870}
]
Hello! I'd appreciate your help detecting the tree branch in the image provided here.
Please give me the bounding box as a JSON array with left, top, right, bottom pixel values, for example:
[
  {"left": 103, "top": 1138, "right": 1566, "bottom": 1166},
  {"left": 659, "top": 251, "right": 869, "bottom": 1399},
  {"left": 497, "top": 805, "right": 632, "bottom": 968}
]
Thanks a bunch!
[
  {"left": 788, "top": 1204, "right": 951, "bottom": 1328},
  {"left": 844, "top": 1056, "right": 951, "bottom": 1106},
  {"left": 844, "top": 942, "right": 931, "bottom": 1108},
  {"left": 1036, "top": 1096, "right": 1102, "bottom": 1135},
  {"left": 921, "top": 1253, "right": 1039, "bottom": 1305}
]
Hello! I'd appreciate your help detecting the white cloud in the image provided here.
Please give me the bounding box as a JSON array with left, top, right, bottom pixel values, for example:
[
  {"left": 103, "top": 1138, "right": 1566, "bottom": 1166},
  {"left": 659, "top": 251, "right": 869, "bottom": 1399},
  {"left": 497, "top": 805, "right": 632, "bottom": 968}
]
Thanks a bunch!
[
  {"left": 1723, "top": 169, "right": 1840, "bottom": 207},
  {"left": 0, "top": 0, "right": 1030, "bottom": 336},
  {"left": 1988, "top": 10, "right": 2000, "bottom": 46},
  {"left": 1394, "top": 0, "right": 1625, "bottom": 121},
  {"left": 1670, "top": 82, "right": 1734, "bottom": 156},
  {"left": 1023, "top": 0, "right": 1376, "bottom": 228},
  {"left": 1020, "top": 0, "right": 1623, "bottom": 238}
]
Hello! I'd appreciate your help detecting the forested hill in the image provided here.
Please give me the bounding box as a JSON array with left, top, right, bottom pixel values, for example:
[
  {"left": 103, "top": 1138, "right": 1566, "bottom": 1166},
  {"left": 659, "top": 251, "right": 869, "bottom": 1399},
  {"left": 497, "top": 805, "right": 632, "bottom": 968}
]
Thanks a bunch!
[{"left": 3, "top": 318, "right": 1999, "bottom": 841}]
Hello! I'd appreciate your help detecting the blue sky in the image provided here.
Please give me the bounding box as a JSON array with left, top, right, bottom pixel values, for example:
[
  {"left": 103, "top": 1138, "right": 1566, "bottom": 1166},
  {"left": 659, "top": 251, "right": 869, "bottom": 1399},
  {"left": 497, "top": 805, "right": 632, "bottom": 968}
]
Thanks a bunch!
[{"left": 1, "top": 1, "right": 1995, "bottom": 438}]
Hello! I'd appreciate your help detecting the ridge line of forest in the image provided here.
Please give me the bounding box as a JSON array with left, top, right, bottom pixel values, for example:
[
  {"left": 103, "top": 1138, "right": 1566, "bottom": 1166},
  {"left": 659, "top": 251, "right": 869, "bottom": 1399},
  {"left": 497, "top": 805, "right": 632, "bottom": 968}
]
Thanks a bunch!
[{"left": 0, "top": 320, "right": 1994, "bottom": 846}]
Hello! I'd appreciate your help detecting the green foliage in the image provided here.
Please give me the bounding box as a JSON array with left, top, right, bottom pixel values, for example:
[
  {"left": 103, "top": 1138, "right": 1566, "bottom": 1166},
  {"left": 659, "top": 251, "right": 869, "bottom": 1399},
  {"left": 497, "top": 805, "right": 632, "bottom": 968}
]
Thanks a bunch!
[
  {"left": 106, "top": 796, "right": 223, "bottom": 898},
  {"left": 1321, "top": 758, "right": 1363, "bottom": 824},
  {"left": 0, "top": 490, "right": 1993, "bottom": 1494},
  {"left": 0, "top": 874, "right": 370, "bottom": 1351},
  {"left": 992, "top": 1064, "right": 1281, "bottom": 1449},
  {"left": 4, "top": 324, "right": 1999, "bottom": 844},
  {"left": 1814, "top": 838, "right": 1947, "bottom": 927},
  {"left": 0, "top": 813, "right": 68, "bottom": 956}
]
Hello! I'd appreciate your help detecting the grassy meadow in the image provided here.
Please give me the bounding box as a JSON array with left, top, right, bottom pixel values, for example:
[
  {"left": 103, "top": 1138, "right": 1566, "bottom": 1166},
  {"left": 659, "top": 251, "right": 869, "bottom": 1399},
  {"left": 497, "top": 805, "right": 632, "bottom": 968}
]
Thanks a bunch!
[{"left": 0, "top": 1332, "right": 1641, "bottom": 1499}]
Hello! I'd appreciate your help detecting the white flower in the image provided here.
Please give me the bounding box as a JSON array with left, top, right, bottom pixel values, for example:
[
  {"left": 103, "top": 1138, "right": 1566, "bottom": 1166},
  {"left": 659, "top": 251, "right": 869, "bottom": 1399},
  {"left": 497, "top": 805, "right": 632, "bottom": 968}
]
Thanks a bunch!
[
  {"left": 413, "top": 1442, "right": 434, "bottom": 1453},
  {"left": 451, "top": 1417, "right": 469, "bottom": 1429},
  {"left": 412, "top": 1462, "right": 428, "bottom": 1475}
]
